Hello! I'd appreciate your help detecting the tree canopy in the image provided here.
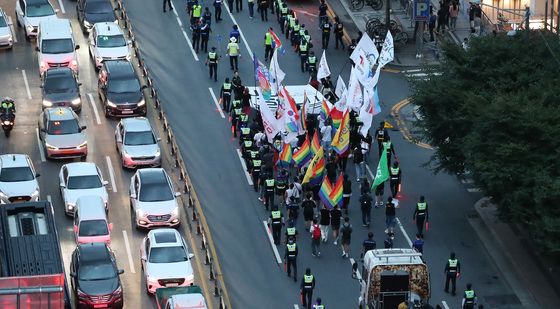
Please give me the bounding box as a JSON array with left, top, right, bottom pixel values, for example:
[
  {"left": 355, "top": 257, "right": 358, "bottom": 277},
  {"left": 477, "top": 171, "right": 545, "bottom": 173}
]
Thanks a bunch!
[{"left": 411, "top": 31, "right": 560, "bottom": 255}]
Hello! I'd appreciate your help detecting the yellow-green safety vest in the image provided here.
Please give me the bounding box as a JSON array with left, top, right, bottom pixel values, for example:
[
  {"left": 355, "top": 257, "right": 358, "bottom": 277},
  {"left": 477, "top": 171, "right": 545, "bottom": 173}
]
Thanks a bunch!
[
  {"left": 240, "top": 114, "right": 249, "bottom": 123},
  {"left": 241, "top": 127, "right": 251, "bottom": 136},
  {"left": 227, "top": 43, "right": 239, "bottom": 56},
  {"left": 250, "top": 150, "right": 259, "bottom": 159},
  {"left": 232, "top": 100, "right": 241, "bottom": 108},
  {"left": 289, "top": 17, "right": 295, "bottom": 28},
  {"left": 271, "top": 210, "right": 281, "bottom": 219},
  {"left": 299, "top": 42, "right": 308, "bottom": 52},
  {"left": 448, "top": 259, "right": 458, "bottom": 271},
  {"left": 266, "top": 179, "right": 275, "bottom": 190},
  {"left": 383, "top": 141, "right": 392, "bottom": 149},
  {"left": 303, "top": 275, "right": 313, "bottom": 288},
  {"left": 265, "top": 32, "right": 272, "bottom": 45},
  {"left": 252, "top": 159, "right": 262, "bottom": 168},
  {"left": 208, "top": 52, "right": 217, "bottom": 63},
  {"left": 286, "top": 227, "right": 296, "bottom": 236},
  {"left": 287, "top": 243, "right": 296, "bottom": 253},
  {"left": 243, "top": 140, "right": 253, "bottom": 148},
  {"left": 293, "top": 24, "right": 300, "bottom": 32},
  {"left": 390, "top": 167, "right": 400, "bottom": 175},
  {"left": 233, "top": 107, "right": 242, "bottom": 116},
  {"left": 307, "top": 56, "right": 316, "bottom": 64},
  {"left": 464, "top": 289, "right": 475, "bottom": 301},
  {"left": 281, "top": 7, "right": 288, "bottom": 14},
  {"left": 193, "top": 5, "right": 202, "bottom": 17}
]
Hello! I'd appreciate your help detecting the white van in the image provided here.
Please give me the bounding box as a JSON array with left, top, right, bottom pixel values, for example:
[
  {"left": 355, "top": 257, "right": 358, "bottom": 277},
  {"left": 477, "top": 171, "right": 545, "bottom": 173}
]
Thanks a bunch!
[{"left": 37, "top": 19, "right": 79, "bottom": 75}]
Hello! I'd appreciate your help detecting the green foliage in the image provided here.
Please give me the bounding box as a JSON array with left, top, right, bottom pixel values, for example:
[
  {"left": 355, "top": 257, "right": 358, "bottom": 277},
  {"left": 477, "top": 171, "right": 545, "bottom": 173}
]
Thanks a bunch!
[{"left": 411, "top": 31, "right": 560, "bottom": 255}]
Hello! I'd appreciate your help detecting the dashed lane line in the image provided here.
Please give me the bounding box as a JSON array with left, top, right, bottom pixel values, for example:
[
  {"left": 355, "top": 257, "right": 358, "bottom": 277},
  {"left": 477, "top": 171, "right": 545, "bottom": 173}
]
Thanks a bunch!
[
  {"left": 105, "top": 156, "right": 118, "bottom": 193},
  {"left": 87, "top": 93, "right": 101, "bottom": 125},
  {"left": 22, "top": 70, "right": 32, "bottom": 100},
  {"left": 122, "top": 230, "right": 136, "bottom": 274},
  {"left": 35, "top": 128, "right": 46, "bottom": 162},
  {"left": 262, "top": 220, "right": 283, "bottom": 264},
  {"left": 442, "top": 300, "right": 450, "bottom": 309},
  {"left": 57, "top": 0, "right": 66, "bottom": 14},
  {"left": 170, "top": 2, "right": 199, "bottom": 61},
  {"left": 235, "top": 149, "right": 253, "bottom": 185},
  {"left": 208, "top": 88, "right": 225, "bottom": 118}
]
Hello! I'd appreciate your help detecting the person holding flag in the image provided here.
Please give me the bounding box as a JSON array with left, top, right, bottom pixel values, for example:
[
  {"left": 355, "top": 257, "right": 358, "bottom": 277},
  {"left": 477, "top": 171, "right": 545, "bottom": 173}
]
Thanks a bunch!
[{"left": 372, "top": 143, "right": 390, "bottom": 206}]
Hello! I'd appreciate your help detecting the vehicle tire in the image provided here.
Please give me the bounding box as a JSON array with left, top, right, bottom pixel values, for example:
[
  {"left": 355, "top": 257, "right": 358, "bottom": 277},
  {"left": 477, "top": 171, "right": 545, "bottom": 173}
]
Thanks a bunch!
[
  {"left": 104, "top": 107, "right": 110, "bottom": 118},
  {"left": 351, "top": 0, "right": 365, "bottom": 11},
  {"left": 372, "top": 0, "right": 383, "bottom": 10}
]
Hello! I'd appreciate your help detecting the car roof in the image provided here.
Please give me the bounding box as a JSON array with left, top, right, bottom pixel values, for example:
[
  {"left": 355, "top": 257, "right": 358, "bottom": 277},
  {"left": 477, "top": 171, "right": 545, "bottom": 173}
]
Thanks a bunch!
[
  {"left": 77, "top": 242, "right": 112, "bottom": 263},
  {"left": 39, "top": 19, "right": 72, "bottom": 40},
  {"left": 76, "top": 196, "right": 107, "bottom": 220},
  {"left": 121, "top": 117, "right": 151, "bottom": 132},
  {"left": 44, "top": 67, "right": 74, "bottom": 79},
  {"left": 64, "top": 162, "right": 99, "bottom": 176},
  {"left": 45, "top": 107, "right": 77, "bottom": 121},
  {"left": 104, "top": 60, "right": 135, "bottom": 78},
  {"left": 148, "top": 229, "right": 182, "bottom": 247},
  {"left": 94, "top": 22, "right": 123, "bottom": 36},
  {"left": 138, "top": 168, "right": 168, "bottom": 185},
  {"left": 0, "top": 154, "right": 32, "bottom": 169}
]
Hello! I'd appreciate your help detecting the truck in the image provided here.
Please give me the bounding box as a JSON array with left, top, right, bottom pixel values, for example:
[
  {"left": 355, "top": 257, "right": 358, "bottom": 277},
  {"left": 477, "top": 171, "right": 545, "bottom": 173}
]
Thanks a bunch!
[
  {"left": 155, "top": 286, "right": 208, "bottom": 309},
  {"left": 351, "top": 248, "right": 430, "bottom": 309},
  {"left": 0, "top": 201, "right": 70, "bottom": 309}
]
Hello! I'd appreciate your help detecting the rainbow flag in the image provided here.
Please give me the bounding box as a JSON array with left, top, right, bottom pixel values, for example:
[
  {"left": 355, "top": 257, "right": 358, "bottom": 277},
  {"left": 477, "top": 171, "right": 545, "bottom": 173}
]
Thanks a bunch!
[
  {"left": 329, "top": 174, "right": 344, "bottom": 207},
  {"left": 270, "top": 30, "right": 283, "bottom": 50},
  {"left": 302, "top": 146, "right": 325, "bottom": 185},
  {"left": 318, "top": 176, "right": 334, "bottom": 209},
  {"left": 253, "top": 53, "right": 272, "bottom": 100},
  {"left": 330, "top": 106, "right": 345, "bottom": 130},
  {"left": 292, "top": 137, "right": 312, "bottom": 168},
  {"left": 311, "top": 131, "right": 321, "bottom": 156},
  {"left": 331, "top": 109, "right": 350, "bottom": 155},
  {"left": 320, "top": 99, "right": 331, "bottom": 121},
  {"left": 277, "top": 143, "right": 292, "bottom": 167}
]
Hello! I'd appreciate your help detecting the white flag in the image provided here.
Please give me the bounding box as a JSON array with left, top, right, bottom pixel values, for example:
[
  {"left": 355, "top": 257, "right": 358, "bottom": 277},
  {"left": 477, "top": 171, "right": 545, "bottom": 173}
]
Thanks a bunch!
[
  {"left": 269, "top": 49, "right": 285, "bottom": 94},
  {"left": 316, "top": 50, "right": 331, "bottom": 80},
  {"left": 334, "top": 88, "right": 348, "bottom": 112},
  {"left": 359, "top": 86, "right": 381, "bottom": 137},
  {"left": 354, "top": 48, "right": 379, "bottom": 87},
  {"left": 350, "top": 33, "right": 378, "bottom": 65},
  {"left": 335, "top": 75, "right": 347, "bottom": 99},
  {"left": 377, "top": 31, "right": 394, "bottom": 69},
  {"left": 346, "top": 67, "right": 363, "bottom": 112},
  {"left": 257, "top": 91, "right": 281, "bottom": 143}
]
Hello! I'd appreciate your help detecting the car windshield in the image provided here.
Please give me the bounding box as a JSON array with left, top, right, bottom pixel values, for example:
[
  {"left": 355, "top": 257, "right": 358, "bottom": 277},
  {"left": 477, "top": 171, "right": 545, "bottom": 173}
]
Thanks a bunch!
[
  {"left": 124, "top": 131, "right": 155, "bottom": 146},
  {"left": 67, "top": 175, "right": 102, "bottom": 189},
  {"left": 27, "top": 4, "right": 55, "bottom": 17},
  {"left": 47, "top": 119, "right": 80, "bottom": 135},
  {"left": 79, "top": 220, "right": 109, "bottom": 236},
  {"left": 78, "top": 261, "right": 116, "bottom": 281},
  {"left": 107, "top": 78, "right": 140, "bottom": 94},
  {"left": 42, "top": 39, "right": 74, "bottom": 54},
  {"left": 139, "top": 182, "right": 173, "bottom": 202},
  {"left": 0, "top": 167, "right": 34, "bottom": 182},
  {"left": 0, "top": 17, "right": 7, "bottom": 27},
  {"left": 149, "top": 246, "right": 188, "bottom": 264},
  {"left": 85, "top": 1, "right": 113, "bottom": 14},
  {"left": 97, "top": 34, "right": 126, "bottom": 48},
  {"left": 44, "top": 75, "right": 77, "bottom": 93}
]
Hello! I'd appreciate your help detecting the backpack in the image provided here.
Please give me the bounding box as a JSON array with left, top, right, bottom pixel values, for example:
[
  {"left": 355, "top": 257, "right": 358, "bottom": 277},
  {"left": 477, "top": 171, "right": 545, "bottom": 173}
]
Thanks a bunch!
[{"left": 312, "top": 225, "right": 321, "bottom": 240}]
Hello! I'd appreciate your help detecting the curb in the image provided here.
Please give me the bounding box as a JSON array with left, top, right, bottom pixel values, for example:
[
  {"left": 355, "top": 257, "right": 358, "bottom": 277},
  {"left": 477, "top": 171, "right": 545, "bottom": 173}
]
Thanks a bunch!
[{"left": 390, "top": 98, "right": 433, "bottom": 149}]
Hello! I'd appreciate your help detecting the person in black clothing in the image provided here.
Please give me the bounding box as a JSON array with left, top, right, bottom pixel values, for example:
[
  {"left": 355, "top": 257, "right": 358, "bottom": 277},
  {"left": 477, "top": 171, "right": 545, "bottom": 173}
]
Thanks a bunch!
[
  {"left": 330, "top": 205, "right": 342, "bottom": 245},
  {"left": 360, "top": 178, "right": 370, "bottom": 195},
  {"left": 334, "top": 17, "right": 345, "bottom": 49},
  {"left": 235, "top": 0, "right": 242, "bottom": 12},
  {"left": 200, "top": 21, "right": 211, "bottom": 53},
  {"left": 389, "top": 161, "right": 401, "bottom": 197},
  {"left": 444, "top": 252, "right": 461, "bottom": 295},
  {"left": 202, "top": 7, "right": 212, "bottom": 25},
  {"left": 220, "top": 77, "right": 232, "bottom": 111},
  {"left": 362, "top": 232, "right": 376, "bottom": 257},
  {"left": 285, "top": 237, "right": 298, "bottom": 281},
  {"left": 318, "top": 0, "right": 328, "bottom": 28},
  {"left": 413, "top": 233, "right": 424, "bottom": 254},
  {"left": 360, "top": 192, "right": 372, "bottom": 227},
  {"left": 320, "top": 18, "right": 331, "bottom": 49},
  {"left": 342, "top": 175, "right": 352, "bottom": 214},
  {"left": 325, "top": 156, "right": 337, "bottom": 184},
  {"left": 374, "top": 122, "right": 388, "bottom": 156},
  {"left": 231, "top": 71, "right": 243, "bottom": 100},
  {"left": 301, "top": 268, "right": 315, "bottom": 309},
  {"left": 163, "top": 0, "right": 172, "bottom": 12},
  {"left": 213, "top": 0, "right": 223, "bottom": 22},
  {"left": 301, "top": 194, "right": 316, "bottom": 231},
  {"left": 319, "top": 206, "right": 330, "bottom": 243},
  {"left": 384, "top": 232, "right": 394, "bottom": 248},
  {"left": 413, "top": 195, "right": 429, "bottom": 236},
  {"left": 191, "top": 22, "right": 201, "bottom": 53},
  {"left": 259, "top": 0, "right": 268, "bottom": 21},
  {"left": 226, "top": 0, "right": 234, "bottom": 12},
  {"left": 206, "top": 47, "right": 219, "bottom": 81},
  {"left": 268, "top": 205, "right": 284, "bottom": 245}
]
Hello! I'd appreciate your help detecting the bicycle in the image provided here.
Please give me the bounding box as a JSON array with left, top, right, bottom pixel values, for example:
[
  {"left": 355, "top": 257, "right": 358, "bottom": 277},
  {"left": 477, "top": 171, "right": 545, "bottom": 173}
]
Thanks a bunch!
[
  {"left": 350, "top": 0, "right": 383, "bottom": 11},
  {"left": 366, "top": 18, "right": 403, "bottom": 36}
]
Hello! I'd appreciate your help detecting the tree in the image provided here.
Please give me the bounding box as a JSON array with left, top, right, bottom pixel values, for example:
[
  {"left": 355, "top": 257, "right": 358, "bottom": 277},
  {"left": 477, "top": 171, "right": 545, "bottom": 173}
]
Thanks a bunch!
[{"left": 411, "top": 31, "right": 560, "bottom": 255}]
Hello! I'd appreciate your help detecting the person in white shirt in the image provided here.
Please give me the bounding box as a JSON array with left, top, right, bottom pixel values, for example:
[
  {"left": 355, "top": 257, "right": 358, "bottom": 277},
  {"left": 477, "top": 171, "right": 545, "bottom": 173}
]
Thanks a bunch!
[
  {"left": 254, "top": 130, "right": 266, "bottom": 147},
  {"left": 320, "top": 121, "right": 333, "bottom": 154}
]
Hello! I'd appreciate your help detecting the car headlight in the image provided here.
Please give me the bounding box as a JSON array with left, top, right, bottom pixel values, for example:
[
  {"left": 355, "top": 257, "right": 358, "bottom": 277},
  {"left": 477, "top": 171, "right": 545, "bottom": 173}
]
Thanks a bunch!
[
  {"left": 42, "top": 100, "right": 53, "bottom": 107},
  {"left": 66, "top": 203, "right": 75, "bottom": 211},
  {"left": 122, "top": 151, "right": 132, "bottom": 159},
  {"left": 154, "top": 149, "right": 161, "bottom": 157},
  {"left": 137, "top": 99, "right": 145, "bottom": 107},
  {"left": 31, "top": 189, "right": 40, "bottom": 198},
  {"left": 84, "top": 20, "right": 92, "bottom": 28},
  {"left": 136, "top": 209, "right": 146, "bottom": 218},
  {"left": 71, "top": 98, "right": 81, "bottom": 105},
  {"left": 45, "top": 143, "right": 58, "bottom": 150},
  {"left": 70, "top": 60, "right": 78, "bottom": 67},
  {"left": 171, "top": 207, "right": 179, "bottom": 217},
  {"left": 77, "top": 141, "right": 87, "bottom": 148},
  {"left": 95, "top": 56, "right": 103, "bottom": 64},
  {"left": 107, "top": 100, "right": 117, "bottom": 108},
  {"left": 26, "top": 25, "right": 34, "bottom": 32}
]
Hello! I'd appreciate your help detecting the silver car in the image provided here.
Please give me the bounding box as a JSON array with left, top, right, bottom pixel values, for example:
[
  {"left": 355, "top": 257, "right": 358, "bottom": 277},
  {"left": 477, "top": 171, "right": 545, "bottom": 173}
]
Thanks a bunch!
[
  {"left": 0, "top": 154, "right": 40, "bottom": 204},
  {"left": 0, "top": 9, "right": 14, "bottom": 49},
  {"left": 59, "top": 162, "right": 109, "bottom": 216},
  {"left": 89, "top": 22, "right": 131, "bottom": 69},
  {"left": 129, "top": 168, "right": 180, "bottom": 229},
  {"left": 115, "top": 117, "right": 161, "bottom": 169},
  {"left": 140, "top": 229, "right": 194, "bottom": 294},
  {"left": 38, "top": 107, "right": 88, "bottom": 160}
]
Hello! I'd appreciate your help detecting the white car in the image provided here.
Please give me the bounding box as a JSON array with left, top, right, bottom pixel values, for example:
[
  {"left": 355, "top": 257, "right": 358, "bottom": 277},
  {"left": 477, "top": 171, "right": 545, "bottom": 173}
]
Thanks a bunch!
[
  {"left": 140, "top": 229, "right": 194, "bottom": 294},
  {"left": 15, "top": 0, "right": 57, "bottom": 40},
  {"left": 89, "top": 22, "right": 131, "bottom": 69},
  {"left": 129, "top": 168, "right": 180, "bottom": 229},
  {"left": 0, "top": 154, "right": 40, "bottom": 204},
  {"left": 0, "top": 9, "right": 14, "bottom": 49},
  {"left": 115, "top": 117, "right": 161, "bottom": 168},
  {"left": 59, "top": 162, "right": 108, "bottom": 216}
]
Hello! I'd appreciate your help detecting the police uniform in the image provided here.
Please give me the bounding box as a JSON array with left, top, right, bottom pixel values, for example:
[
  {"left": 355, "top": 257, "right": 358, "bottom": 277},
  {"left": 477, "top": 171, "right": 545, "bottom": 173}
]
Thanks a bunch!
[
  {"left": 382, "top": 140, "right": 394, "bottom": 168},
  {"left": 250, "top": 151, "right": 261, "bottom": 192},
  {"left": 413, "top": 201, "right": 428, "bottom": 235},
  {"left": 375, "top": 126, "right": 387, "bottom": 156},
  {"left": 285, "top": 241, "right": 298, "bottom": 279},
  {"left": 285, "top": 226, "right": 298, "bottom": 242},
  {"left": 463, "top": 288, "right": 476, "bottom": 309},
  {"left": 299, "top": 40, "right": 309, "bottom": 72},
  {"left": 269, "top": 209, "right": 283, "bottom": 244},
  {"left": 191, "top": 4, "right": 202, "bottom": 26},
  {"left": 291, "top": 22, "right": 301, "bottom": 48},
  {"left": 264, "top": 31, "right": 273, "bottom": 61},
  {"left": 241, "top": 139, "right": 253, "bottom": 162},
  {"left": 207, "top": 50, "right": 218, "bottom": 81},
  {"left": 306, "top": 54, "right": 317, "bottom": 75},
  {"left": 279, "top": 5, "right": 288, "bottom": 31},
  {"left": 200, "top": 23, "right": 211, "bottom": 53},
  {"left": 445, "top": 257, "right": 461, "bottom": 295},
  {"left": 191, "top": 23, "right": 201, "bottom": 53},
  {"left": 227, "top": 39, "right": 240, "bottom": 70},
  {"left": 259, "top": 0, "right": 268, "bottom": 21},
  {"left": 334, "top": 21, "right": 345, "bottom": 49},
  {"left": 321, "top": 20, "right": 331, "bottom": 49},
  {"left": 362, "top": 238, "right": 376, "bottom": 255},
  {"left": 264, "top": 177, "right": 275, "bottom": 210},
  {"left": 239, "top": 126, "right": 252, "bottom": 144},
  {"left": 389, "top": 165, "right": 401, "bottom": 197},
  {"left": 285, "top": 14, "right": 295, "bottom": 39},
  {"left": 213, "top": 0, "right": 222, "bottom": 22},
  {"left": 231, "top": 102, "right": 242, "bottom": 137},
  {"left": 220, "top": 81, "right": 232, "bottom": 112},
  {"left": 301, "top": 274, "right": 315, "bottom": 308}
]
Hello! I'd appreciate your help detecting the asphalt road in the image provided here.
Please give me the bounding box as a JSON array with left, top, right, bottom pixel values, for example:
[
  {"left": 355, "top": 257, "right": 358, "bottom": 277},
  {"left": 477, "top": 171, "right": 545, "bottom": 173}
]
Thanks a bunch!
[
  {"left": 0, "top": 0, "right": 216, "bottom": 308},
  {"left": 0, "top": 0, "right": 523, "bottom": 308}
]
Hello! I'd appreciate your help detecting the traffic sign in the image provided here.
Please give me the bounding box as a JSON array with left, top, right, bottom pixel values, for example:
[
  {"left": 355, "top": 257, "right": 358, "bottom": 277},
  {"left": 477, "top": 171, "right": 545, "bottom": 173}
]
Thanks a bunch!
[{"left": 413, "top": 0, "right": 431, "bottom": 22}]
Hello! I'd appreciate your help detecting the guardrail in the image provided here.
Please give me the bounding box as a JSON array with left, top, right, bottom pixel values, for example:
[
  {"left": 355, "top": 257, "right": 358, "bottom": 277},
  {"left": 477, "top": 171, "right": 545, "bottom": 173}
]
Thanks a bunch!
[{"left": 112, "top": 1, "right": 232, "bottom": 308}]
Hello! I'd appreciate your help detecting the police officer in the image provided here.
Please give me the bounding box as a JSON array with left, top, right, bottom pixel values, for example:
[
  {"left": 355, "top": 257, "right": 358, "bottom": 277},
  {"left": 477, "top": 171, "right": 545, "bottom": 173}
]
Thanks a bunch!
[
  {"left": 279, "top": 3, "right": 289, "bottom": 30},
  {"left": 259, "top": 0, "right": 269, "bottom": 21},
  {"left": 234, "top": 0, "right": 242, "bottom": 12},
  {"left": 299, "top": 37, "right": 309, "bottom": 72},
  {"left": 191, "top": 22, "right": 201, "bottom": 53},
  {"left": 206, "top": 47, "right": 218, "bottom": 81},
  {"left": 321, "top": 18, "right": 331, "bottom": 49},
  {"left": 241, "top": 136, "right": 253, "bottom": 163},
  {"left": 285, "top": 236, "right": 298, "bottom": 281},
  {"left": 285, "top": 219, "right": 298, "bottom": 243},
  {"left": 301, "top": 268, "right": 315, "bottom": 309},
  {"left": 362, "top": 232, "right": 376, "bottom": 258},
  {"left": 334, "top": 17, "right": 345, "bottom": 49},
  {"left": 220, "top": 78, "right": 232, "bottom": 112},
  {"left": 213, "top": 0, "right": 223, "bottom": 22},
  {"left": 264, "top": 173, "right": 275, "bottom": 210},
  {"left": 306, "top": 51, "right": 317, "bottom": 75},
  {"left": 374, "top": 121, "right": 388, "bottom": 156},
  {"left": 226, "top": 37, "right": 240, "bottom": 71},
  {"left": 413, "top": 196, "right": 428, "bottom": 236},
  {"left": 462, "top": 283, "right": 477, "bottom": 309},
  {"left": 285, "top": 10, "right": 295, "bottom": 38},
  {"left": 250, "top": 148, "right": 262, "bottom": 192},
  {"left": 226, "top": 0, "right": 234, "bottom": 11},
  {"left": 276, "top": 0, "right": 285, "bottom": 23},
  {"left": 268, "top": 205, "right": 284, "bottom": 245},
  {"left": 163, "top": 0, "right": 172, "bottom": 12},
  {"left": 239, "top": 123, "right": 252, "bottom": 143},
  {"left": 264, "top": 28, "right": 273, "bottom": 61},
  {"left": 318, "top": 0, "right": 328, "bottom": 28},
  {"left": 231, "top": 100, "right": 242, "bottom": 137},
  {"left": 275, "top": 168, "right": 288, "bottom": 205},
  {"left": 191, "top": 1, "right": 202, "bottom": 26},
  {"left": 200, "top": 20, "right": 211, "bottom": 53},
  {"left": 382, "top": 136, "right": 396, "bottom": 168},
  {"left": 445, "top": 252, "right": 461, "bottom": 295},
  {"left": 389, "top": 161, "right": 401, "bottom": 197},
  {"left": 312, "top": 298, "right": 324, "bottom": 309},
  {"left": 202, "top": 7, "right": 212, "bottom": 26},
  {"left": 291, "top": 20, "right": 301, "bottom": 50}
]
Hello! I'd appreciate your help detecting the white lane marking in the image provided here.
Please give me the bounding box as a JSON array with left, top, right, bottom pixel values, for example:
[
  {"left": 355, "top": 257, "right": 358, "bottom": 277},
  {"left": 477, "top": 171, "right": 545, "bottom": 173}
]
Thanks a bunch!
[
  {"left": 223, "top": 5, "right": 253, "bottom": 58},
  {"left": 262, "top": 220, "right": 282, "bottom": 264},
  {"left": 57, "top": 0, "right": 66, "bottom": 14},
  {"left": 349, "top": 258, "right": 362, "bottom": 281},
  {"left": 235, "top": 149, "right": 253, "bottom": 185},
  {"left": 170, "top": 2, "right": 199, "bottom": 61},
  {"left": 396, "top": 218, "right": 413, "bottom": 247},
  {"left": 442, "top": 301, "right": 450, "bottom": 309},
  {"left": 105, "top": 156, "right": 118, "bottom": 193},
  {"left": 467, "top": 188, "right": 481, "bottom": 193},
  {"left": 122, "top": 230, "right": 136, "bottom": 273},
  {"left": 46, "top": 194, "right": 52, "bottom": 204},
  {"left": 294, "top": 305, "right": 300, "bottom": 309},
  {"left": 22, "top": 70, "right": 32, "bottom": 99},
  {"left": 365, "top": 164, "right": 374, "bottom": 179},
  {"left": 35, "top": 128, "right": 46, "bottom": 162},
  {"left": 208, "top": 88, "right": 225, "bottom": 118},
  {"left": 87, "top": 93, "right": 101, "bottom": 125},
  {"left": 7, "top": 17, "right": 17, "bottom": 43}
]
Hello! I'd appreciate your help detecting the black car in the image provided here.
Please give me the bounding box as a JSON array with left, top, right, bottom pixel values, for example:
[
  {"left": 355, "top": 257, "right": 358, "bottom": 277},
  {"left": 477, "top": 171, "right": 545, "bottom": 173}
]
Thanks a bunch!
[
  {"left": 98, "top": 60, "right": 147, "bottom": 118},
  {"left": 70, "top": 243, "right": 124, "bottom": 309},
  {"left": 77, "top": 0, "right": 116, "bottom": 33},
  {"left": 41, "top": 68, "right": 82, "bottom": 112}
]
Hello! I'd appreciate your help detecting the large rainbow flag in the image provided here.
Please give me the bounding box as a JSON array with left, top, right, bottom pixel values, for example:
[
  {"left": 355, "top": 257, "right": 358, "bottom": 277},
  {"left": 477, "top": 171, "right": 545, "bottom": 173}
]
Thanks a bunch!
[
  {"left": 318, "top": 174, "right": 343, "bottom": 209},
  {"left": 311, "top": 131, "right": 321, "bottom": 155},
  {"left": 277, "top": 143, "right": 292, "bottom": 167},
  {"left": 302, "top": 146, "right": 325, "bottom": 185},
  {"left": 331, "top": 109, "right": 350, "bottom": 155},
  {"left": 292, "top": 137, "right": 312, "bottom": 168}
]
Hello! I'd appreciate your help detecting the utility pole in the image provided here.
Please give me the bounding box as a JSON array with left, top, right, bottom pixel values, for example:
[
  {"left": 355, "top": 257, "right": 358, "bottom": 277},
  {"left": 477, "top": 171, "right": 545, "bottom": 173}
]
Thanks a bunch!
[{"left": 525, "top": 6, "right": 530, "bottom": 37}]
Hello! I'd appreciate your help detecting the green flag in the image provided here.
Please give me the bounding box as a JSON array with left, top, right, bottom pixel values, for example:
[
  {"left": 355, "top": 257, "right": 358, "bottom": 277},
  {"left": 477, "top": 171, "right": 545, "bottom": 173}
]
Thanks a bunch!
[{"left": 371, "top": 145, "right": 389, "bottom": 190}]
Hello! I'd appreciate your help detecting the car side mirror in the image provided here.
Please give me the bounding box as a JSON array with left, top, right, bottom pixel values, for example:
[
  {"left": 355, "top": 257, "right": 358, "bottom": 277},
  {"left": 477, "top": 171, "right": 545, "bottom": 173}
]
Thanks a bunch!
[
  {"left": 60, "top": 182, "right": 65, "bottom": 188},
  {"left": 78, "top": 82, "right": 83, "bottom": 86},
  {"left": 80, "top": 125, "right": 87, "bottom": 131},
  {"left": 75, "top": 45, "right": 80, "bottom": 50},
  {"left": 35, "top": 173, "right": 40, "bottom": 178},
  {"left": 188, "top": 253, "right": 195, "bottom": 260},
  {"left": 156, "top": 137, "right": 161, "bottom": 142},
  {"left": 55, "top": 8, "right": 60, "bottom": 13},
  {"left": 70, "top": 272, "right": 76, "bottom": 278},
  {"left": 35, "top": 47, "right": 39, "bottom": 52},
  {"left": 73, "top": 226, "right": 78, "bottom": 233},
  {"left": 174, "top": 192, "right": 181, "bottom": 197},
  {"left": 40, "top": 85, "right": 44, "bottom": 88},
  {"left": 141, "top": 85, "right": 148, "bottom": 90},
  {"left": 109, "top": 223, "right": 114, "bottom": 230},
  {"left": 118, "top": 269, "right": 124, "bottom": 275},
  {"left": 127, "top": 40, "right": 132, "bottom": 45},
  {"left": 103, "top": 180, "right": 109, "bottom": 186},
  {"left": 130, "top": 193, "right": 136, "bottom": 199}
]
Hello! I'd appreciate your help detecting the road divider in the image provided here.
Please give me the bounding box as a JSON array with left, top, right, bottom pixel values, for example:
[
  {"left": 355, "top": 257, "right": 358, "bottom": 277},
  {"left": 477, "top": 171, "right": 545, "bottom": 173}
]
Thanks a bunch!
[
  {"left": 122, "top": 230, "right": 136, "bottom": 273},
  {"left": 56, "top": 0, "right": 66, "bottom": 14},
  {"left": 262, "top": 221, "right": 283, "bottom": 264},
  {"left": 21, "top": 70, "right": 32, "bottom": 100},
  {"left": 35, "top": 128, "right": 46, "bottom": 162},
  {"left": 105, "top": 156, "right": 118, "bottom": 193},
  {"left": 208, "top": 88, "right": 226, "bottom": 119},
  {"left": 87, "top": 93, "right": 101, "bottom": 125}
]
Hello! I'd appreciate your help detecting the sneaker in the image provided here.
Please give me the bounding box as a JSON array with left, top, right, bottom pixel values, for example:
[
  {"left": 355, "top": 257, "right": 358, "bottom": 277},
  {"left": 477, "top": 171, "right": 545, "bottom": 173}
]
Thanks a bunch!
[
  {"left": 384, "top": 229, "right": 388, "bottom": 233},
  {"left": 333, "top": 241, "right": 337, "bottom": 245},
  {"left": 379, "top": 201, "right": 384, "bottom": 206},
  {"left": 317, "top": 252, "right": 321, "bottom": 256},
  {"left": 341, "top": 252, "right": 346, "bottom": 258},
  {"left": 362, "top": 224, "right": 368, "bottom": 227},
  {"left": 258, "top": 197, "right": 263, "bottom": 202},
  {"left": 312, "top": 253, "right": 317, "bottom": 257},
  {"left": 357, "top": 178, "right": 360, "bottom": 182}
]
